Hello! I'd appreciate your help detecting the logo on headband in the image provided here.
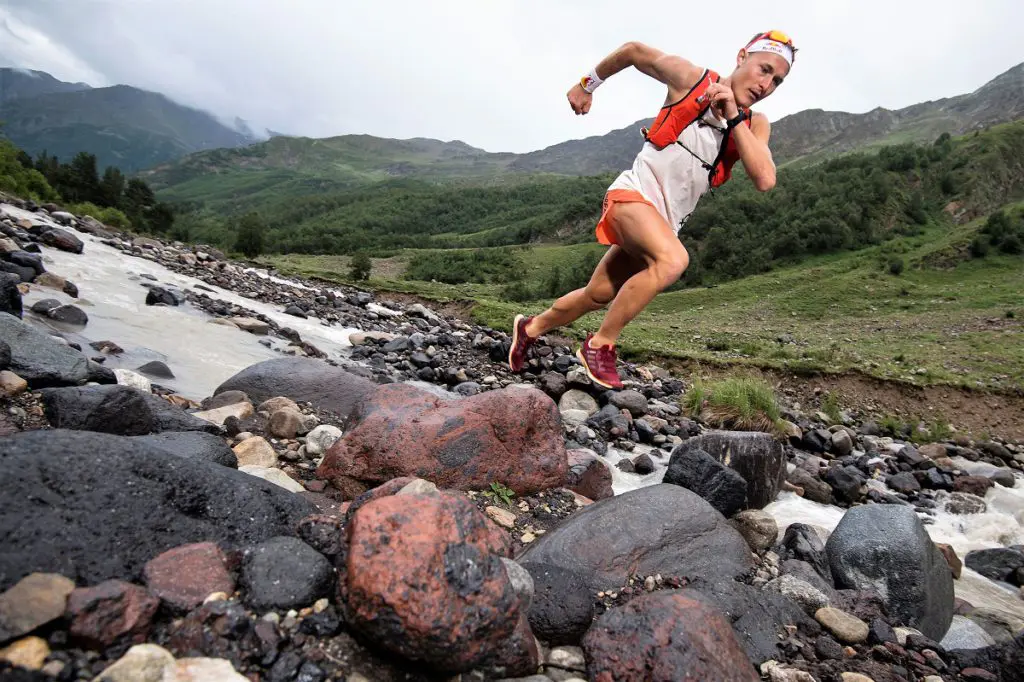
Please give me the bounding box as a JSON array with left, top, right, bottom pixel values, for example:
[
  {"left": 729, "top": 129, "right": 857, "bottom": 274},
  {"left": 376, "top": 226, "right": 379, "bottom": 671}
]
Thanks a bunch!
[{"left": 746, "top": 38, "right": 794, "bottom": 66}]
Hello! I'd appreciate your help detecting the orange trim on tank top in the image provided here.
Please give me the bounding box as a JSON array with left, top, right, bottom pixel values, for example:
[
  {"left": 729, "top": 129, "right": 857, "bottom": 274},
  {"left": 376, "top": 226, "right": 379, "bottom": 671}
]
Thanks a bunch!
[{"left": 595, "top": 189, "right": 656, "bottom": 246}]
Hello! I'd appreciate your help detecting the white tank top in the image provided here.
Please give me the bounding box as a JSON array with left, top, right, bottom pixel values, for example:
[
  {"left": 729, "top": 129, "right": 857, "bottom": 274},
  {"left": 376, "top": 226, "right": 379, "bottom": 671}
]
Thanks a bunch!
[{"left": 608, "top": 107, "right": 726, "bottom": 234}]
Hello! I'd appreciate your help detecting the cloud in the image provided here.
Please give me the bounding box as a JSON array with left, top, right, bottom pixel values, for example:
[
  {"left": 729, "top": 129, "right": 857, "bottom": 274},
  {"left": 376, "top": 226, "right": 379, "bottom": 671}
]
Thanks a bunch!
[
  {"left": 0, "top": 6, "right": 107, "bottom": 86},
  {"left": 0, "top": 0, "right": 1021, "bottom": 153}
]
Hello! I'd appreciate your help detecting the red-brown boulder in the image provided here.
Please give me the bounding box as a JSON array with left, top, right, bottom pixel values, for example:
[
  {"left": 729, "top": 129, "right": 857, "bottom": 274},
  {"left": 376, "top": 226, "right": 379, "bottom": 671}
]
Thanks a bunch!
[
  {"left": 143, "top": 542, "right": 235, "bottom": 611},
  {"left": 66, "top": 580, "right": 159, "bottom": 648},
  {"left": 582, "top": 590, "right": 758, "bottom": 682},
  {"left": 316, "top": 383, "right": 567, "bottom": 498},
  {"left": 343, "top": 491, "right": 536, "bottom": 675}
]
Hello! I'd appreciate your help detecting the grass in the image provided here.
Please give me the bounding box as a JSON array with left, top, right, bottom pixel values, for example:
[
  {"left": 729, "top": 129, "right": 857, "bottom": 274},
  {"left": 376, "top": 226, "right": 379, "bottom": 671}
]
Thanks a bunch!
[
  {"left": 682, "top": 376, "right": 784, "bottom": 435},
  {"left": 265, "top": 205, "right": 1024, "bottom": 392}
]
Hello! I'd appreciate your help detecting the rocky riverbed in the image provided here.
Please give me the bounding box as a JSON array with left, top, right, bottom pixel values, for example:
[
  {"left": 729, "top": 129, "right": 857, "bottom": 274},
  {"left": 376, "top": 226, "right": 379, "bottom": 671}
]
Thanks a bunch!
[{"left": 1, "top": 196, "right": 1023, "bottom": 681}]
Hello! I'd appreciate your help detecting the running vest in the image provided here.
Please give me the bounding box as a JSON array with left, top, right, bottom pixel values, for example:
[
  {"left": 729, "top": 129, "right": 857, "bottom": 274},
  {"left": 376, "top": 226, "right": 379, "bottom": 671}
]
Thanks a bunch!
[{"left": 641, "top": 68, "right": 751, "bottom": 189}]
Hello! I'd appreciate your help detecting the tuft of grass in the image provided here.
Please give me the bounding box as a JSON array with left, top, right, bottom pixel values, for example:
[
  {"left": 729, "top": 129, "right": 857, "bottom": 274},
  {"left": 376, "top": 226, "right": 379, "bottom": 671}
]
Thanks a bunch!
[
  {"left": 682, "top": 376, "right": 784, "bottom": 435},
  {"left": 821, "top": 391, "right": 843, "bottom": 424}
]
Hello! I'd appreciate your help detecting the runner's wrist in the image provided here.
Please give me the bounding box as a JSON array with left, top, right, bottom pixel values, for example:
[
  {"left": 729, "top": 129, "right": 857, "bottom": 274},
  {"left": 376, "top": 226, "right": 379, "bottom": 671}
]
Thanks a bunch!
[{"left": 580, "top": 66, "right": 604, "bottom": 93}]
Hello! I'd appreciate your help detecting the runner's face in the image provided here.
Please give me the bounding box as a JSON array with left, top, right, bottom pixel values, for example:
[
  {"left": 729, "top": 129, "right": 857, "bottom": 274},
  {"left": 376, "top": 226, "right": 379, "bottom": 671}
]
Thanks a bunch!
[{"left": 732, "top": 51, "right": 790, "bottom": 107}]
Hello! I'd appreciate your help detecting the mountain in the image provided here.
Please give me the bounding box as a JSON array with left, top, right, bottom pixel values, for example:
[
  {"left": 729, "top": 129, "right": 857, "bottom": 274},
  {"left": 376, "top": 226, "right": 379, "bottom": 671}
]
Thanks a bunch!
[
  {"left": 0, "top": 68, "right": 89, "bottom": 103},
  {"left": 512, "top": 62, "right": 1024, "bottom": 173},
  {"left": 0, "top": 68, "right": 260, "bottom": 172}
]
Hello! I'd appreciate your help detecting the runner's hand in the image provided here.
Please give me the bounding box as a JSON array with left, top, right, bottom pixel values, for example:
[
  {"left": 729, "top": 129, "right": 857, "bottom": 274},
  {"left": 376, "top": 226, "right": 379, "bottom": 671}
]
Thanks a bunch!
[
  {"left": 706, "top": 82, "right": 739, "bottom": 119},
  {"left": 567, "top": 83, "right": 592, "bottom": 115}
]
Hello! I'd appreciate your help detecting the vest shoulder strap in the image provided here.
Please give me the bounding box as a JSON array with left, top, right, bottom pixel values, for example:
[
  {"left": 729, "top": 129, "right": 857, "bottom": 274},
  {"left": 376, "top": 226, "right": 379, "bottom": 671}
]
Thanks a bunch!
[{"left": 641, "top": 68, "right": 718, "bottom": 148}]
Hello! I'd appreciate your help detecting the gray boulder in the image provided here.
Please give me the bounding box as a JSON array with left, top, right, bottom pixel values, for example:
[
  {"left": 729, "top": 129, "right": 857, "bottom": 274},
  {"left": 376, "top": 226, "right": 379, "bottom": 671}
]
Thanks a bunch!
[
  {"left": 214, "top": 357, "right": 375, "bottom": 421},
  {"left": 517, "top": 483, "right": 753, "bottom": 592},
  {"left": 0, "top": 312, "right": 112, "bottom": 387},
  {"left": 0, "top": 430, "right": 315, "bottom": 590},
  {"left": 825, "top": 504, "right": 954, "bottom": 640},
  {"left": 130, "top": 431, "right": 237, "bottom": 467},
  {"left": 665, "top": 431, "right": 786, "bottom": 509},
  {"left": 41, "top": 384, "right": 221, "bottom": 436}
]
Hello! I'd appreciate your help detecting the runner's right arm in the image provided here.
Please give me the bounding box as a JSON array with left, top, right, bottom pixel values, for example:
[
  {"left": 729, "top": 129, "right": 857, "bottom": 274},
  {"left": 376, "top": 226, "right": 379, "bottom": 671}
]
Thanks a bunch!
[{"left": 568, "top": 42, "right": 704, "bottom": 114}]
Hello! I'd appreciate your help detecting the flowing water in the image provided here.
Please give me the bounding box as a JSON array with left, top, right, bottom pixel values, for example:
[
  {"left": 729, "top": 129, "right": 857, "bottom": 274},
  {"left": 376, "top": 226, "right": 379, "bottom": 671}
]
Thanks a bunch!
[
  {"left": 7, "top": 203, "right": 1024, "bottom": 624},
  {"left": 5, "top": 204, "right": 362, "bottom": 400}
]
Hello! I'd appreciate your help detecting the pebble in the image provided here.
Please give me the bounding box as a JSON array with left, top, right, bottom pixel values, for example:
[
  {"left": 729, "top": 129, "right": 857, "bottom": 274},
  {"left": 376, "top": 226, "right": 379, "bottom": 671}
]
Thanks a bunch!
[
  {"left": 0, "top": 636, "right": 49, "bottom": 671},
  {"left": 815, "top": 607, "right": 869, "bottom": 644},
  {"left": 0, "top": 572, "right": 75, "bottom": 641},
  {"left": 841, "top": 674, "right": 875, "bottom": 682},
  {"left": 486, "top": 505, "right": 517, "bottom": 529}
]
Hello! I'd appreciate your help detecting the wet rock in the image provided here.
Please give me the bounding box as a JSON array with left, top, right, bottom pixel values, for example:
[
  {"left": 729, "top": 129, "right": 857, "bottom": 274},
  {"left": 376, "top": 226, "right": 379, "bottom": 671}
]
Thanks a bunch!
[
  {"left": 0, "top": 311, "right": 113, "bottom": 387},
  {"left": 145, "top": 286, "right": 180, "bottom": 306},
  {"left": 0, "top": 430, "right": 314, "bottom": 590},
  {"left": 517, "top": 484, "right": 753, "bottom": 593},
  {"left": 565, "top": 449, "right": 613, "bottom": 501},
  {"left": 778, "top": 524, "right": 831, "bottom": 583},
  {"left": 41, "top": 384, "right": 220, "bottom": 436},
  {"left": 241, "top": 537, "right": 334, "bottom": 611},
  {"left": 954, "top": 475, "right": 994, "bottom": 497},
  {"left": 633, "top": 453, "right": 655, "bottom": 474},
  {"left": 520, "top": 562, "right": 595, "bottom": 646},
  {"left": 824, "top": 465, "right": 864, "bottom": 504},
  {"left": 964, "top": 548, "right": 1024, "bottom": 585},
  {"left": 45, "top": 304, "right": 87, "bottom": 326},
  {"left": 343, "top": 491, "right": 536, "bottom": 676},
  {"left": 940, "top": 615, "right": 997, "bottom": 651},
  {"left": 665, "top": 431, "right": 786, "bottom": 509},
  {"left": 66, "top": 579, "right": 159, "bottom": 648},
  {"left": 214, "top": 357, "right": 375, "bottom": 419},
  {"left": 826, "top": 504, "right": 954, "bottom": 640},
  {"left": 582, "top": 590, "right": 758, "bottom": 682},
  {"left": 0, "top": 572, "right": 75, "bottom": 642},
  {"left": 144, "top": 543, "right": 235, "bottom": 612},
  {"left": 317, "top": 383, "right": 567, "bottom": 497},
  {"left": 38, "top": 228, "right": 83, "bottom": 254},
  {"left": 664, "top": 446, "right": 748, "bottom": 517},
  {"left": 786, "top": 467, "right": 832, "bottom": 504},
  {"left": 0, "top": 274, "right": 21, "bottom": 318},
  {"left": 136, "top": 361, "right": 174, "bottom": 379},
  {"left": 131, "top": 431, "right": 238, "bottom": 467}
]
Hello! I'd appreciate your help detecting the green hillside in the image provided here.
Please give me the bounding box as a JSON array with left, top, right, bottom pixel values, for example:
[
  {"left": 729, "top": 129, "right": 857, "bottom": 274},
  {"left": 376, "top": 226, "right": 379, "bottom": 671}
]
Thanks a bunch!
[{"left": 268, "top": 202, "right": 1024, "bottom": 392}]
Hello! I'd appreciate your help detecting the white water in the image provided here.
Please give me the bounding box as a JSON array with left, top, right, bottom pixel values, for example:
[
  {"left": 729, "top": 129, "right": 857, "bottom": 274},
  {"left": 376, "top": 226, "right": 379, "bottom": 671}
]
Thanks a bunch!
[
  {"left": 603, "top": 436, "right": 1024, "bottom": 620},
  {"left": 5, "top": 204, "right": 362, "bottom": 400}
]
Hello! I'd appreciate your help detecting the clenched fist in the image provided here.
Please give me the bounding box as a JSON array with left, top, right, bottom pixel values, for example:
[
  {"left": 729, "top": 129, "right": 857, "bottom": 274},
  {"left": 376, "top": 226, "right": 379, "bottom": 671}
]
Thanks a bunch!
[
  {"left": 704, "top": 82, "right": 739, "bottom": 120},
  {"left": 567, "top": 82, "right": 593, "bottom": 115}
]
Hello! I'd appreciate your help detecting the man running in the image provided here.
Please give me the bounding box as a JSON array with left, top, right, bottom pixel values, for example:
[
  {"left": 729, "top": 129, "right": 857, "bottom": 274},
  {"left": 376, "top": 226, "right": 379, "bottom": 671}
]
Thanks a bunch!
[{"left": 508, "top": 31, "right": 796, "bottom": 389}]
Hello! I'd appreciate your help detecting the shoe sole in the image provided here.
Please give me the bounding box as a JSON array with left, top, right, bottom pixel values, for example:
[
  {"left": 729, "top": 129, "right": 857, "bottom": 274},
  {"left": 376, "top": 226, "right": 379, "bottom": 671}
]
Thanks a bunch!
[
  {"left": 575, "top": 348, "right": 621, "bottom": 390},
  {"left": 509, "top": 314, "right": 525, "bottom": 371}
]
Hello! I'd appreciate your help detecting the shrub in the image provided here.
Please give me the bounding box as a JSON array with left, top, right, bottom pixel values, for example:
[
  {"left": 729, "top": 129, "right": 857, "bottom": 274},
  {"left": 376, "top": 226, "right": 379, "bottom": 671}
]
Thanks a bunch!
[
  {"left": 888, "top": 258, "right": 905, "bottom": 275},
  {"left": 349, "top": 252, "right": 372, "bottom": 280}
]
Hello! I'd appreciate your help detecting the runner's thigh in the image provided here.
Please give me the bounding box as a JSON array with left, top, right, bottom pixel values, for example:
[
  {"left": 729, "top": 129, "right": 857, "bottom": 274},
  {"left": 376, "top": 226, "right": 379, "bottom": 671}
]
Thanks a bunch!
[{"left": 606, "top": 201, "right": 684, "bottom": 266}]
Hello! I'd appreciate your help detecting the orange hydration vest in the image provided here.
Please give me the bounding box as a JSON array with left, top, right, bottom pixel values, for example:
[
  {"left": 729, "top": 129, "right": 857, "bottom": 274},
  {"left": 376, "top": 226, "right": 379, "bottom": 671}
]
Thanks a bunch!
[{"left": 641, "top": 68, "right": 751, "bottom": 189}]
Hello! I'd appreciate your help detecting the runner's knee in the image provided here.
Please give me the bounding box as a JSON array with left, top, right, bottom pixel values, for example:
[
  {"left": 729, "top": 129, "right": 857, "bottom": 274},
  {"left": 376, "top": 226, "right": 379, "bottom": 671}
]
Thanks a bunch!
[{"left": 653, "top": 247, "right": 689, "bottom": 289}]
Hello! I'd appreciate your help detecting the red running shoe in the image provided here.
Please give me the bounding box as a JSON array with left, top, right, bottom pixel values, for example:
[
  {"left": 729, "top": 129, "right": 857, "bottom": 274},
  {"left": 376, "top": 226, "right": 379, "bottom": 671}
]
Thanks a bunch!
[
  {"left": 508, "top": 314, "right": 537, "bottom": 372},
  {"left": 576, "top": 333, "right": 623, "bottom": 389}
]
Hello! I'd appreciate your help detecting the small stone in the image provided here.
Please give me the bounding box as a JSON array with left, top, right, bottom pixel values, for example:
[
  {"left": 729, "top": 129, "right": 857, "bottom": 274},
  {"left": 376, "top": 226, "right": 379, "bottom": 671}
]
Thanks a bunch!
[
  {"left": 841, "top": 674, "right": 875, "bottom": 682},
  {"left": 486, "top": 505, "right": 517, "bottom": 529},
  {"left": 730, "top": 510, "right": 779, "bottom": 552},
  {"left": 174, "top": 657, "right": 249, "bottom": 680},
  {"left": 304, "top": 425, "right": 343, "bottom": 456},
  {"left": 0, "top": 636, "right": 49, "bottom": 671},
  {"left": 521, "top": 531, "right": 537, "bottom": 544},
  {"left": 144, "top": 542, "right": 235, "bottom": 611},
  {"left": 192, "top": 401, "right": 255, "bottom": 425},
  {"left": 93, "top": 643, "right": 176, "bottom": 682},
  {"left": 313, "top": 598, "right": 329, "bottom": 614},
  {"left": 815, "top": 607, "right": 869, "bottom": 644},
  {"left": 203, "top": 592, "right": 228, "bottom": 604},
  {"left": 269, "top": 408, "right": 305, "bottom": 439},
  {"left": 0, "top": 572, "right": 75, "bottom": 641},
  {"left": 66, "top": 579, "right": 160, "bottom": 648},
  {"left": 396, "top": 479, "right": 439, "bottom": 497},
  {"left": 232, "top": 436, "right": 278, "bottom": 468},
  {"left": 644, "top": 576, "right": 656, "bottom": 592},
  {"left": 0, "top": 370, "right": 27, "bottom": 397}
]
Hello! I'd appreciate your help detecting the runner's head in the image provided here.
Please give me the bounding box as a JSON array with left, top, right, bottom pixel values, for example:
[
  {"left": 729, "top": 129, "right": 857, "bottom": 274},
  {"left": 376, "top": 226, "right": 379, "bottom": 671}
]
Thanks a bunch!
[{"left": 730, "top": 30, "right": 796, "bottom": 108}]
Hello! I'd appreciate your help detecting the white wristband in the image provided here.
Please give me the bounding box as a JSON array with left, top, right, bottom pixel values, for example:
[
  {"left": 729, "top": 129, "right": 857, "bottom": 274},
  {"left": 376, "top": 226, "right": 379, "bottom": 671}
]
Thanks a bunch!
[{"left": 580, "top": 66, "right": 604, "bottom": 93}]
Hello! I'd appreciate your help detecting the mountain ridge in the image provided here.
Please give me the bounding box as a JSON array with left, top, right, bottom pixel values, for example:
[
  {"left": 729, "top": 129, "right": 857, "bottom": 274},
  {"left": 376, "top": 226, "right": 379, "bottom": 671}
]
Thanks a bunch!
[{"left": 0, "top": 67, "right": 261, "bottom": 172}]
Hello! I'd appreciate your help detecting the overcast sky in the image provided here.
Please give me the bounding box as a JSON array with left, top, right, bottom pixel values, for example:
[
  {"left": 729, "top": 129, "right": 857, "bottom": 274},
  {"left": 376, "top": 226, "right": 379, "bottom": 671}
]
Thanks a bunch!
[{"left": 1, "top": 0, "right": 1022, "bottom": 153}]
